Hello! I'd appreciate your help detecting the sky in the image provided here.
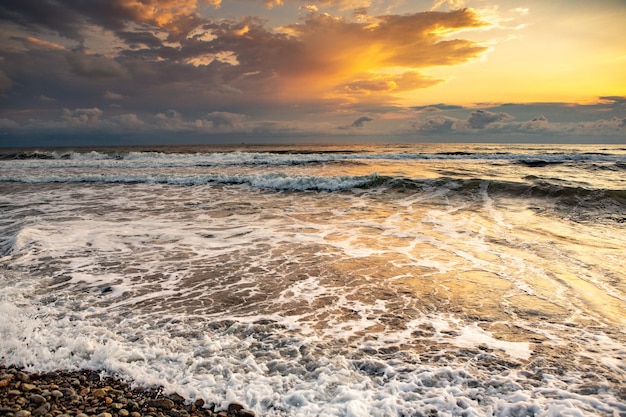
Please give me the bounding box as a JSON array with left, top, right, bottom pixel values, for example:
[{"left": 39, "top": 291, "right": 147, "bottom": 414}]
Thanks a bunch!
[{"left": 1, "top": 0, "right": 625, "bottom": 146}]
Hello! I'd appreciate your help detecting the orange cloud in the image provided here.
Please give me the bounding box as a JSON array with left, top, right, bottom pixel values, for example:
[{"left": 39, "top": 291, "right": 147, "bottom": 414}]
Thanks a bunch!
[
  {"left": 112, "top": 0, "right": 220, "bottom": 37},
  {"left": 268, "top": 8, "right": 490, "bottom": 103}
]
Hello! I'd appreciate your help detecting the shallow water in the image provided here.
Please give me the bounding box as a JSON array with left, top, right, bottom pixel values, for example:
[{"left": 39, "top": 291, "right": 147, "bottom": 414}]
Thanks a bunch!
[{"left": 1, "top": 143, "right": 625, "bottom": 416}]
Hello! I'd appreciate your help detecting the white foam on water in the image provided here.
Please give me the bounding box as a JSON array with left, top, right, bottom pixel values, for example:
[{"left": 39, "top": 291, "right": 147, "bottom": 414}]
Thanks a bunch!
[{"left": 3, "top": 292, "right": 623, "bottom": 417}]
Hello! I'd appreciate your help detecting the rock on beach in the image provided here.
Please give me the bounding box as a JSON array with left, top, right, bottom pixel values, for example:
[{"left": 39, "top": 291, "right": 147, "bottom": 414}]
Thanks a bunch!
[{"left": 0, "top": 365, "right": 255, "bottom": 417}]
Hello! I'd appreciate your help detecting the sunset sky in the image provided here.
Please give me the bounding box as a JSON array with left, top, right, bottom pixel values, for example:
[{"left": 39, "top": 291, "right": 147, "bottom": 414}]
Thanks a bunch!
[{"left": 1, "top": 0, "right": 625, "bottom": 146}]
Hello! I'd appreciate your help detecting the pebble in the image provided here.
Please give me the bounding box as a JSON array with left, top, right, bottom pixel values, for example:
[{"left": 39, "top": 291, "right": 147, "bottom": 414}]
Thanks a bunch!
[
  {"left": 92, "top": 388, "right": 107, "bottom": 397},
  {"left": 33, "top": 402, "right": 51, "bottom": 417},
  {"left": 0, "top": 365, "right": 257, "bottom": 417},
  {"left": 147, "top": 398, "right": 175, "bottom": 410},
  {"left": 21, "top": 383, "right": 37, "bottom": 392},
  {"left": 29, "top": 394, "right": 47, "bottom": 404}
]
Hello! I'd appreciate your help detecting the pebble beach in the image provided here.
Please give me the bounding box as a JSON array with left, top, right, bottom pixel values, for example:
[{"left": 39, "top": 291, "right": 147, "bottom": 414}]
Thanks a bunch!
[{"left": 0, "top": 366, "right": 255, "bottom": 417}]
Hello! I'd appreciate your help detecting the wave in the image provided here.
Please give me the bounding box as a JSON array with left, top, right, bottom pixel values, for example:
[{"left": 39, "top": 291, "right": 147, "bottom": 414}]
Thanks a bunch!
[
  {"left": 1, "top": 149, "right": 624, "bottom": 167},
  {"left": 2, "top": 170, "right": 624, "bottom": 206},
  {"left": 0, "top": 172, "right": 380, "bottom": 191}
]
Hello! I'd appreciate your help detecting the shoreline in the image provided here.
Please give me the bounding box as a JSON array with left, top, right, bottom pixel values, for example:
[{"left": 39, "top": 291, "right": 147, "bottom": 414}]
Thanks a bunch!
[{"left": 0, "top": 366, "right": 255, "bottom": 417}]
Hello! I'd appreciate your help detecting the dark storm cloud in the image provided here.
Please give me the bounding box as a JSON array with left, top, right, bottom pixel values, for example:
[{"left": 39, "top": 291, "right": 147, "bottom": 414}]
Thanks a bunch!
[
  {"left": 0, "top": 0, "right": 212, "bottom": 42},
  {"left": 0, "top": 0, "right": 85, "bottom": 41}
]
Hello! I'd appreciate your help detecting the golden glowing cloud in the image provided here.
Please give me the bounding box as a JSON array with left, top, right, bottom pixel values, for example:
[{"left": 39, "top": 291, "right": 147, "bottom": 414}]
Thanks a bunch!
[
  {"left": 114, "top": 0, "right": 220, "bottom": 34},
  {"left": 270, "top": 8, "right": 490, "bottom": 103}
]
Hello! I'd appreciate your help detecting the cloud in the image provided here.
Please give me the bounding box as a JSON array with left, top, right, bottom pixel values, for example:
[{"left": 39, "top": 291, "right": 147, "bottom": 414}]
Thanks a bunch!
[
  {"left": 1, "top": 1, "right": 494, "bottom": 119},
  {"left": 577, "top": 117, "right": 626, "bottom": 132},
  {"left": 410, "top": 116, "right": 457, "bottom": 133},
  {"left": 599, "top": 96, "right": 626, "bottom": 107},
  {"left": 104, "top": 91, "right": 124, "bottom": 100},
  {"left": 38, "top": 94, "right": 56, "bottom": 101},
  {"left": 10, "top": 36, "right": 65, "bottom": 51},
  {"left": 412, "top": 103, "right": 465, "bottom": 112},
  {"left": 67, "top": 52, "right": 129, "bottom": 79},
  {"left": 337, "top": 72, "right": 441, "bottom": 96},
  {"left": 405, "top": 100, "right": 626, "bottom": 139},
  {"left": 0, "top": 1, "right": 86, "bottom": 41},
  {"left": 199, "top": 111, "right": 247, "bottom": 129},
  {"left": 61, "top": 107, "right": 103, "bottom": 127},
  {"left": 351, "top": 116, "right": 373, "bottom": 127},
  {"left": 155, "top": 109, "right": 198, "bottom": 130},
  {"left": 0, "top": 0, "right": 217, "bottom": 42},
  {"left": 519, "top": 115, "right": 549, "bottom": 132},
  {"left": 0, "top": 118, "right": 19, "bottom": 130},
  {"left": 467, "top": 109, "right": 514, "bottom": 129},
  {"left": 246, "top": 8, "right": 491, "bottom": 102},
  {"left": 111, "top": 113, "right": 144, "bottom": 129},
  {"left": 430, "top": 0, "right": 467, "bottom": 11}
]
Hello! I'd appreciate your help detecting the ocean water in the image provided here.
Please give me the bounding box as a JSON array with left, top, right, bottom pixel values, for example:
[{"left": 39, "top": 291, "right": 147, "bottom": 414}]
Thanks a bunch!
[{"left": 1, "top": 143, "right": 625, "bottom": 416}]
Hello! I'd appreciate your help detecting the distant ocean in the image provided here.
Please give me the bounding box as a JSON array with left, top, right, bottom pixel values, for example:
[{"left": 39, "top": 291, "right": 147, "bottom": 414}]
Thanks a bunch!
[{"left": 1, "top": 143, "right": 625, "bottom": 416}]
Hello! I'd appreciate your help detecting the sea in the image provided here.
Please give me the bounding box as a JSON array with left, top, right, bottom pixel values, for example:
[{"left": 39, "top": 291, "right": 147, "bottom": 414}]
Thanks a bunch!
[{"left": 0, "top": 143, "right": 625, "bottom": 417}]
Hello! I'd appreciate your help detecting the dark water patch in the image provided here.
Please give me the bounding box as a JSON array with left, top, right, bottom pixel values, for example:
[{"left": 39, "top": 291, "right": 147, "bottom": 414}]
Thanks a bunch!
[
  {"left": 0, "top": 151, "right": 68, "bottom": 160},
  {"left": 582, "top": 152, "right": 611, "bottom": 156},
  {"left": 435, "top": 151, "right": 474, "bottom": 156},
  {"left": 517, "top": 160, "right": 565, "bottom": 167}
]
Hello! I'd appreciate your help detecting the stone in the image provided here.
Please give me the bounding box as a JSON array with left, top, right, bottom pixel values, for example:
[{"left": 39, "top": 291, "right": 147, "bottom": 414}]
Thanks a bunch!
[
  {"left": 169, "top": 393, "right": 185, "bottom": 404},
  {"left": 21, "top": 383, "right": 37, "bottom": 392},
  {"left": 238, "top": 410, "right": 256, "bottom": 417},
  {"left": 0, "top": 379, "right": 10, "bottom": 388},
  {"left": 76, "top": 414, "right": 89, "bottom": 417},
  {"left": 119, "top": 409, "right": 130, "bottom": 417},
  {"left": 15, "top": 411, "right": 32, "bottom": 417},
  {"left": 147, "top": 398, "right": 175, "bottom": 410},
  {"left": 30, "top": 394, "right": 47, "bottom": 404},
  {"left": 227, "top": 403, "right": 244, "bottom": 414},
  {"left": 51, "top": 390, "right": 64, "bottom": 398},
  {"left": 16, "top": 372, "right": 30, "bottom": 383},
  {"left": 92, "top": 388, "right": 107, "bottom": 398},
  {"left": 96, "top": 413, "right": 112, "bottom": 417},
  {"left": 32, "top": 402, "right": 50, "bottom": 417},
  {"left": 194, "top": 398, "right": 205, "bottom": 408}
]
